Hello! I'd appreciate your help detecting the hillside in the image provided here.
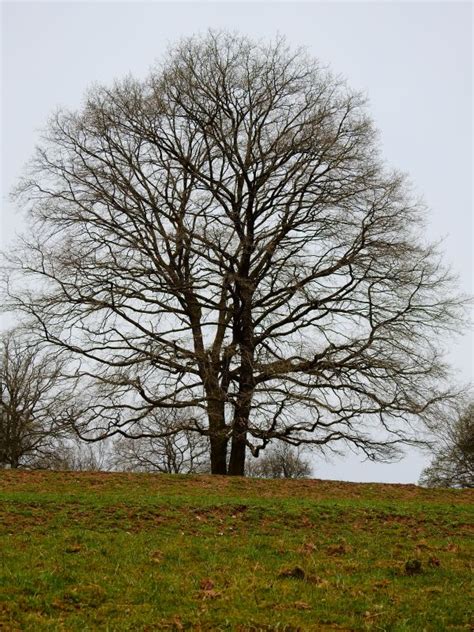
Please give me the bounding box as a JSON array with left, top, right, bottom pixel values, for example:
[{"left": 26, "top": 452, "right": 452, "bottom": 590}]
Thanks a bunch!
[{"left": 1, "top": 471, "right": 472, "bottom": 631}]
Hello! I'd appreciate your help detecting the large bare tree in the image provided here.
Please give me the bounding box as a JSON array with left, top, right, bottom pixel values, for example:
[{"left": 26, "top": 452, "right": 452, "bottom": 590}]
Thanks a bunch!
[{"left": 4, "top": 32, "right": 466, "bottom": 475}]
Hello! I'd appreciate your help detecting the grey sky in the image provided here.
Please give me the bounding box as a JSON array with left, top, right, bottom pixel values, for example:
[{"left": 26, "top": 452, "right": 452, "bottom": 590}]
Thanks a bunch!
[{"left": 1, "top": 1, "right": 472, "bottom": 483}]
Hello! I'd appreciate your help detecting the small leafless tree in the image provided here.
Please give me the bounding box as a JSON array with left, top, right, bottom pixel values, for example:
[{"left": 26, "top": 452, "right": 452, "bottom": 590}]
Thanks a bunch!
[
  {"left": 246, "top": 443, "right": 312, "bottom": 479},
  {"left": 4, "top": 31, "right": 467, "bottom": 475},
  {"left": 111, "top": 410, "right": 209, "bottom": 473},
  {"left": 419, "top": 402, "right": 474, "bottom": 488},
  {"left": 0, "top": 330, "right": 77, "bottom": 468}
]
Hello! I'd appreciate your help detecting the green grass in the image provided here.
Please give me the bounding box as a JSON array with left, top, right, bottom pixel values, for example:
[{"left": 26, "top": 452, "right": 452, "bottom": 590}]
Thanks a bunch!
[{"left": 1, "top": 471, "right": 472, "bottom": 631}]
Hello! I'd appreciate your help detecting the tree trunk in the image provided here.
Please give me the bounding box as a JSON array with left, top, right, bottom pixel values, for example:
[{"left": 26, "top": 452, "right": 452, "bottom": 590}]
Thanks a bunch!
[
  {"left": 228, "top": 399, "right": 250, "bottom": 475},
  {"left": 210, "top": 433, "right": 228, "bottom": 475},
  {"left": 228, "top": 275, "right": 255, "bottom": 476},
  {"left": 10, "top": 455, "right": 19, "bottom": 469},
  {"left": 228, "top": 327, "right": 254, "bottom": 476},
  {"left": 207, "top": 397, "right": 228, "bottom": 475}
]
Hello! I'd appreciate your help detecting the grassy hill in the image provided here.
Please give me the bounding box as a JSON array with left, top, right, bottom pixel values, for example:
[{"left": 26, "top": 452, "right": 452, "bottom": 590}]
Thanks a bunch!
[{"left": 1, "top": 471, "right": 472, "bottom": 631}]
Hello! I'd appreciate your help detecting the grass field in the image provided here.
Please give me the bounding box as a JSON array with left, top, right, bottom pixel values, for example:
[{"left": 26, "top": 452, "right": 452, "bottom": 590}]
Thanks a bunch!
[{"left": 0, "top": 471, "right": 472, "bottom": 631}]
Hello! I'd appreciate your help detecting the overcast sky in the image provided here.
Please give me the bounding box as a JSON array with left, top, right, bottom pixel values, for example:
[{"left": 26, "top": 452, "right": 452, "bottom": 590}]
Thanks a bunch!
[{"left": 1, "top": 1, "right": 472, "bottom": 483}]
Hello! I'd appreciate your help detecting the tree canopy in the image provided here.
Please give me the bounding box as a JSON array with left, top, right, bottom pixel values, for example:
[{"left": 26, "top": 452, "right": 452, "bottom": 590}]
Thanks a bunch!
[{"left": 4, "top": 31, "right": 466, "bottom": 475}]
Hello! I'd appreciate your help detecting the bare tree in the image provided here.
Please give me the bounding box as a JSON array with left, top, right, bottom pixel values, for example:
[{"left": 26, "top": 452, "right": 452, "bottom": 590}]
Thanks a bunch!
[
  {"left": 111, "top": 410, "right": 209, "bottom": 474},
  {"left": 419, "top": 401, "right": 474, "bottom": 489},
  {"left": 3, "top": 31, "right": 467, "bottom": 475},
  {"left": 0, "top": 330, "right": 76, "bottom": 468},
  {"left": 246, "top": 443, "right": 312, "bottom": 479}
]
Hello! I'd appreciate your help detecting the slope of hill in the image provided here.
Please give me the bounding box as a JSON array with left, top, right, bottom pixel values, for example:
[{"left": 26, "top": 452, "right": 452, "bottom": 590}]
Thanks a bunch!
[{"left": 1, "top": 471, "right": 472, "bottom": 631}]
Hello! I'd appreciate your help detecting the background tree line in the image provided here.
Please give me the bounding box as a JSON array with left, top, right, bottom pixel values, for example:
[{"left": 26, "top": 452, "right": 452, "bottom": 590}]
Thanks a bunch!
[{"left": 1, "top": 326, "right": 471, "bottom": 486}]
